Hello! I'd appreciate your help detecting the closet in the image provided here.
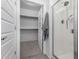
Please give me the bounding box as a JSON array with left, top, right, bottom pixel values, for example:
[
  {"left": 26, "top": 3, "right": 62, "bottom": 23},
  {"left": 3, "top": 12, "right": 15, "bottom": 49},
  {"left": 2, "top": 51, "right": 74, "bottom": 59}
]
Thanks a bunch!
[
  {"left": 20, "top": 8, "right": 38, "bottom": 42},
  {"left": 20, "top": 0, "right": 45, "bottom": 59}
]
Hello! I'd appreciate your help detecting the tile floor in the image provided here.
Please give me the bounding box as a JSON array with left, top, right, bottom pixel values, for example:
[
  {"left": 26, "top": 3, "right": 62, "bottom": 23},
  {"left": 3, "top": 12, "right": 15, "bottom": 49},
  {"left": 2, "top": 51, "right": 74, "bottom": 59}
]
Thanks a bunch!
[{"left": 20, "top": 40, "right": 49, "bottom": 59}]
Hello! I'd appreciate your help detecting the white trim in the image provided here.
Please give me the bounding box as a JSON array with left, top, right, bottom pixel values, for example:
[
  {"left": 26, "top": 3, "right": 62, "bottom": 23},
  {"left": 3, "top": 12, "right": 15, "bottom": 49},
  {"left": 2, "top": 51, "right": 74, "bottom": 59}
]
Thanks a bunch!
[
  {"left": 16, "top": 0, "right": 20, "bottom": 59},
  {"left": 74, "top": 0, "right": 78, "bottom": 58}
]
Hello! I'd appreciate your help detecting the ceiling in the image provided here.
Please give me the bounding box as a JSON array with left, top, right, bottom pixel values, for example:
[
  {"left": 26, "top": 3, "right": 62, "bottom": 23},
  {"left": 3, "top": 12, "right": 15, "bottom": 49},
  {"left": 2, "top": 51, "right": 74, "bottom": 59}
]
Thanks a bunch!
[{"left": 20, "top": 0, "right": 42, "bottom": 11}]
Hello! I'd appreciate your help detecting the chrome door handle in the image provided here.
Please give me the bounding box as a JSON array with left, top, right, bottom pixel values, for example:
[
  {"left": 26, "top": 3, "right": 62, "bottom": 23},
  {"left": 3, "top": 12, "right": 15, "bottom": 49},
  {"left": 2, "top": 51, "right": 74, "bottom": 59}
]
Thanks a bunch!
[{"left": 1, "top": 36, "right": 7, "bottom": 40}]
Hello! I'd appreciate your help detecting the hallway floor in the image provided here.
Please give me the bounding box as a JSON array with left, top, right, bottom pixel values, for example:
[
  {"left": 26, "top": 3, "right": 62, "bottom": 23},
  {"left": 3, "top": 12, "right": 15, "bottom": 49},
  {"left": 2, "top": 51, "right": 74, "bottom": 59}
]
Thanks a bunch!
[{"left": 20, "top": 40, "right": 49, "bottom": 59}]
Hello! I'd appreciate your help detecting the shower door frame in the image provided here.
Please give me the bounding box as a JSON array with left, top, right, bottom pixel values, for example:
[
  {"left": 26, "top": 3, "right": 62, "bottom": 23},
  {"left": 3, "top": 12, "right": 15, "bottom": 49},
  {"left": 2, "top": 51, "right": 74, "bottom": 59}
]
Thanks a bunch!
[
  {"left": 51, "top": 0, "right": 78, "bottom": 59},
  {"left": 73, "top": 0, "right": 78, "bottom": 59}
]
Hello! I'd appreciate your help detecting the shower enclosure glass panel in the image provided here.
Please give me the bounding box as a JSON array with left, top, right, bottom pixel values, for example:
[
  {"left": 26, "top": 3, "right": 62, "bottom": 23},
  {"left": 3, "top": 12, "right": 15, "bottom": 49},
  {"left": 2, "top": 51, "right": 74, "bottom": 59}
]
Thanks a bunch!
[{"left": 53, "top": 0, "right": 74, "bottom": 59}]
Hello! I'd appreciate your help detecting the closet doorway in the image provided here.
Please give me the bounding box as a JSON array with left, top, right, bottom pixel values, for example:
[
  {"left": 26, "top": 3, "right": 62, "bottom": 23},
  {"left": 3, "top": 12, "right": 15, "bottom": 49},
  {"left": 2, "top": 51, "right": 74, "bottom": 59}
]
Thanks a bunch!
[{"left": 20, "top": 0, "right": 48, "bottom": 59}]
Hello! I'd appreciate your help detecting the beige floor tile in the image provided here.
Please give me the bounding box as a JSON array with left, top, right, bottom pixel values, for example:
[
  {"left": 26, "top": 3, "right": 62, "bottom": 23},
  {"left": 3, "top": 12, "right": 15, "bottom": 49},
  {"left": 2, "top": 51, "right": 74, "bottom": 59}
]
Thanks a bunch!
[{"left": 20, "top": 40, "right": 49, "bottom": 59}]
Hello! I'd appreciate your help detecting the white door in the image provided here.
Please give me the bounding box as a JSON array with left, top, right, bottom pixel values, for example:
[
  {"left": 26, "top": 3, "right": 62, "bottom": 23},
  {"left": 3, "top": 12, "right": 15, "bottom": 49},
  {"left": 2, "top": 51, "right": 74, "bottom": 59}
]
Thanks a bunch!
[
  {"left": 1, "top": 0, "right": 17, "bottom": 59},
  {"left": 53, "top": 0, "right": 74, "bottom": 59}
]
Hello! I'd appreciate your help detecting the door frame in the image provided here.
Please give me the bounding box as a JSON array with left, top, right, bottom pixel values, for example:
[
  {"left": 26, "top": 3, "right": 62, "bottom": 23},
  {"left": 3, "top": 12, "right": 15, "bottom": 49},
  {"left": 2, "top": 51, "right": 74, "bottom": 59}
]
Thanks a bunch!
[
  {"left": 38, "top": 4, "right": 44, "bottom": 53},
  {"left": 73, "top": 0, "right": 78, "bottom": 59},
  {"left": 16, "top": 1, "right": 45, "bottom": 59},
  {"left": 16, "top": 0, "right": 20, "bottom": 59},
  {"left": 51, "top": 0, "right": 60, "bottom": 58},
  {"left": 51, "top": 0, "right": 78, "bottom": 59}
]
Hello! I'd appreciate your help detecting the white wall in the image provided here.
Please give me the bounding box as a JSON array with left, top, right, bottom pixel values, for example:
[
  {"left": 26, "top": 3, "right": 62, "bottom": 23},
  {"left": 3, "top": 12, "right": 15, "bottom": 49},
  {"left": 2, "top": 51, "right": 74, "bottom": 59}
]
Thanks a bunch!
[
  {"left": 20, "top": 15, "right": 38, "bottom": 42},
  {"left": 20, "top": 0, "right": 41, "bottom": 11},
  {"left": 20, "top": 8, "right": 38, "bottom": 17},
  {"left": 20, "top": 16, "right": 38, "bottom": 42},
  {"left": 36, "top": 0, "right": 58, "bottom": 59},
  {"left": 49, "top": 0, "right": 58, "bottom": 6},
  {"left": 20, "top": 7, "right": 39, "bottom": 42},
  {"left": 27, "top": 0, "right": 43, "bottom": 5},
  {"left": 42, "top": 0, "right": 59, "bottom": 59},
  {"left": 20, "top": 30, "right": 38, "bottom": 42},
  {"left": 20, "top": 16, "right": 38, "bottom": 29}
]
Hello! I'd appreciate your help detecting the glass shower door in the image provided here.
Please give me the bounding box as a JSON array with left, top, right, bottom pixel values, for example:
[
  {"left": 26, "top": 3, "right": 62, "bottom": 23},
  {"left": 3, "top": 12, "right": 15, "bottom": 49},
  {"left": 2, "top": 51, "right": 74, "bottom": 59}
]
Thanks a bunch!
[{"left": 53, "top": 0, "right": 74, "bottom": 59}]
